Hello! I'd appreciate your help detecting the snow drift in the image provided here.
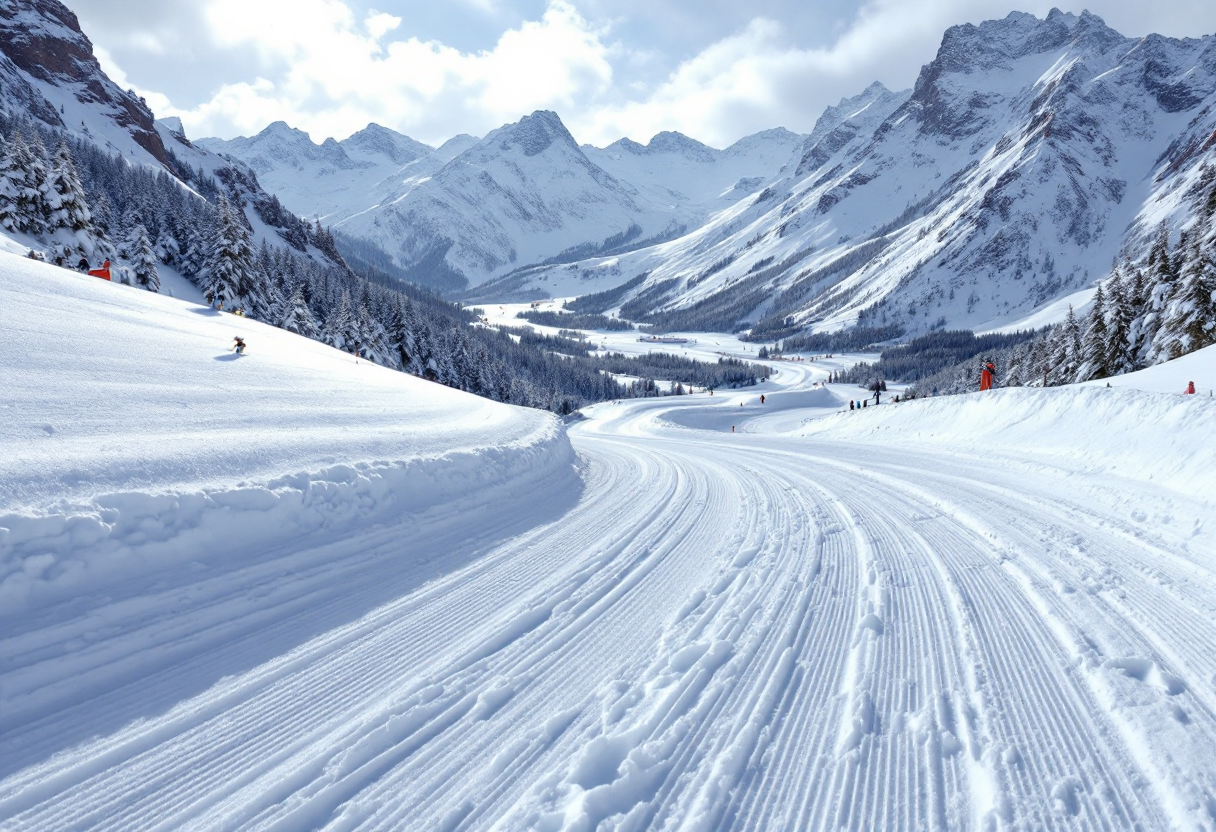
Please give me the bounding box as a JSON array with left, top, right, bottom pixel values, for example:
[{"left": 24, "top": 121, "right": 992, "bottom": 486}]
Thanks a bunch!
[
  {"left": 0, "top": 253, "right": 578, "bottom": 614},
  {"left": 800, "top": 365, "right": 1216, "bottom": 502}
]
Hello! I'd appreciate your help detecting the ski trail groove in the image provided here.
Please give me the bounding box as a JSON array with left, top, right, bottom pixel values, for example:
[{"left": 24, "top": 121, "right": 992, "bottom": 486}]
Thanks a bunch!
[{"left": 3, "top": 394, "right": 1214, "bottom": 831}]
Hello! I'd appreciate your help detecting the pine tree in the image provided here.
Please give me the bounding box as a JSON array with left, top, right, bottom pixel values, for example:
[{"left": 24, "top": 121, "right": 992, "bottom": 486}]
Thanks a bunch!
[
  {"left": 1105, "top": 272, "right": 1136, "bottom": 375},
  {"left": 43, "top": 142, "right": 102, "bottom": 266},
  {"left": 279, "top": 281, "right": 319, "bottom": 338},
  {"left": 1078, "top": 283, "right": 1109, "bottom": 381},
  {"left": 323, "top": 290, "right": 355, "bottom": 350},
  {"left": 203, "top": 195, "right": 256, "bottom": 308},
  {"left": 1048, "top": 306, "right": 1081, "bottom": 385},
  {"left": 1157, "top": 230, "right": 1216, "bottom": 359},
  {"left": 91, "top": 190, "right": 115, "bottom": 244},
  {"left": 22, "top": 132, "right": 51, "bottom": 234},
  {"left": 0, "top": 132, "right": 22, "bottom": 233},
  {"left": 126, "top": 222, "right": 160, "bottom": 291},
  {"left": 0, "top": 132, "right": 48, "bottom": 234},
  {"left": 1141, "top": 222, "right": 1180, "bottom": 357}
]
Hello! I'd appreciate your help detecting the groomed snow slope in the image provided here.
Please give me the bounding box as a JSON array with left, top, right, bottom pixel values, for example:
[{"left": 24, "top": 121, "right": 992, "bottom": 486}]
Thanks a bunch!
[
  {"left": 0, "top": 255, "right": 578, "bottom": 766},
  {"left": 2, "top": 290, "right": 1215, "bottom": 831}
]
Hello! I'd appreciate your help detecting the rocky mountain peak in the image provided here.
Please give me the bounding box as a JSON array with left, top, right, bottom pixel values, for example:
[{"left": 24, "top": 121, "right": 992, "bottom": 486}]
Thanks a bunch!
[
  {"left": 341, "top": 123, "right": 431, "bottom": 165},
  {"left": 647, "top": 131, "right": 716, "bottom": 159},
  {"left": 486, "top": 110, "right": 579, "bottom": 158},
  {"left": 0, "top": 0, "right": 170, "bottom": 165}
]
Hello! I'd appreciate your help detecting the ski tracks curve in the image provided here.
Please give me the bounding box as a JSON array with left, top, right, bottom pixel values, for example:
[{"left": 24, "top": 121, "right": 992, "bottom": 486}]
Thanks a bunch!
[{"left": 2, "top": 410, "right": 1215, "bottom": 831}]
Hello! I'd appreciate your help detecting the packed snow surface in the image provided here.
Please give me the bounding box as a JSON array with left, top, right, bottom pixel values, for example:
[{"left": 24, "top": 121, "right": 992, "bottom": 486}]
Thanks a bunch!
[{"left": 3, "top": 261, "right": 1216, "bottom": 831}]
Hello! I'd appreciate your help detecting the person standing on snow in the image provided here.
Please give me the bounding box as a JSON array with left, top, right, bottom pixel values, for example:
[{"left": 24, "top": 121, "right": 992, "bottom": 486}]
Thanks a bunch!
[
  {"left": 980, "top": 360, "right": 996, "bottom": 391},
  {"left": 1185, "top": 381, "right": 1195, "bottom": 394},
  {"left": 232, "top": 336, "right": 246, "bottom": 355}
]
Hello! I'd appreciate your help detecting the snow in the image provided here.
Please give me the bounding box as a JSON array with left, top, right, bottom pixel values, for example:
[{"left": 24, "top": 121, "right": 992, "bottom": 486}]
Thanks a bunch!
[
  {"left": 493, "top": 12, "right": 1216, "bottom": 337},
  {"left": 0, "top": 251, "right": 575, "bottom": 611},
  {"left": 977, "top": 283, "right": 1098, "bottom": 334},
  {"left": 3, "top": 253, "right": 1216, "bottom": 831},
  {"left": 1085, "top": 341, "right": 1216, "bottom": 395},
  {"left": 205, "top": 115, "right": 804, "bottom": 288}
]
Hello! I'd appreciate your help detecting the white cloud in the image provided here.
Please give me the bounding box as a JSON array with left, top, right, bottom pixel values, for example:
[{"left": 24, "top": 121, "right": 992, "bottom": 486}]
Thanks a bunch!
[
  {"left": 365, "top": 11, "right": 402, "bottom": 41},
  {"left": 156, "top": 0, "right": 612, "bottom": 144},
  {"left": 83, "top": 0, "right": 1216, "bottom": 149},
  {"left": 569, "top": 0, "right": 1200, "bottom": 147}
]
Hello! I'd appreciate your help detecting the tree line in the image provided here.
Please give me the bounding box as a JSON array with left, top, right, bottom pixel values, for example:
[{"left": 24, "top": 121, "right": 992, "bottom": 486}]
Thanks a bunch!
[
  {"left": 0, "top": 112, "right": 763, "bottom": 414},
  {"left": 906, "top": 209, "right": 1216, "bottom": 396}
]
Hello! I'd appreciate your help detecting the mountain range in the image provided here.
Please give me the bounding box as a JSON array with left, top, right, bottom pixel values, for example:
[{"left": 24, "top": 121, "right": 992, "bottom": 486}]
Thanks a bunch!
[
  {"left": 481, "top": 10, "right": 1216, "bottom": 337},
  {"left": 3, "top": 2, "right": 1215, "bottom": 338},
  {"left": 199, "top": 115, "right": 806, "bottom": 293}
]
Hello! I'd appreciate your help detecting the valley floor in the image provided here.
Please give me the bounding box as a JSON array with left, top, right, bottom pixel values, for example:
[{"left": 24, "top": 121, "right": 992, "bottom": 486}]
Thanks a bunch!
[{"left": 2, "top": 269, "right": 1215, "bottom": 831}]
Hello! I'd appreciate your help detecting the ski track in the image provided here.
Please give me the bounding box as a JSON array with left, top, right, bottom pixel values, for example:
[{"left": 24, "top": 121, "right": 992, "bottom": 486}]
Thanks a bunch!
[{"left": 3, "top": 396, "right": 1215, "bottom": 830}]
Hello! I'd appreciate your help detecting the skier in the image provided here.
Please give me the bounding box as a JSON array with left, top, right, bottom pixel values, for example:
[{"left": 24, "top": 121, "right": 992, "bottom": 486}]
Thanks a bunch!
[
  {"left": 849, "top": 400, "right": 855, "bottom": 411},
  {"left": 1185, "top": 381, "right": 1195, "bottom": 395},
  {"left": 760, "top": 394, "right": 766, "bottom": 405},
  {"left": 980, "top": 360, "right": 996, "bottom": 391},
  {"left": 232, "top": 336, "right": 246, "bottom": 355}
]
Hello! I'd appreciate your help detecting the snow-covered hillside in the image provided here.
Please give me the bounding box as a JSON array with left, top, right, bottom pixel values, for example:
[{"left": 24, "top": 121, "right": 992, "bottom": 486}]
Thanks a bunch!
[
  {"left": 501, "top": 11, "right": 1216, "bottom": 339},
  {"left": 0, "top": 0, "right": 354, "bottom": 275},
  {"left": 4, "top": 245, "right": 1215, "bottom": 830},
  {"left": 0, "top": 252, "right": 576, "bottom": 614}
]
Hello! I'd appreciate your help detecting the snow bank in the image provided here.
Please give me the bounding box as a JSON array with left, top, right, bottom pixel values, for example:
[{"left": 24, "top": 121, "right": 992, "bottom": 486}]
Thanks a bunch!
[
  {"left": 0, "top": 253, "right": 577, "bottom": 613},
  {"left": 1083, "top": 342, "right": 1216, "bottom": 396},
  {"left": 801, "top": 382, "right": 1216, "bottom": 501}
]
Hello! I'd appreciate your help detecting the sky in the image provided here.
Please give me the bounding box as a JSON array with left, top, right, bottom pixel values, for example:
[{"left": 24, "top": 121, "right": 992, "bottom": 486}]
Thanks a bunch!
[{"left": 69, "top": 0, "right": 1216, "bottom": 149}]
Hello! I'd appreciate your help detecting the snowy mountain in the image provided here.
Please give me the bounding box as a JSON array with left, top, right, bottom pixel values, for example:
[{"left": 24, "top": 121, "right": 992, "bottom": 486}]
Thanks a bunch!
[
  {"left": 0, "top": 0, "right": 361, "bottom": 279},
  {"left": 498, "top": 11, "right": 1216, "bottom": 339},
  {"left": 196, "top": 122, "right": 435, "bottom": 226},
  {"left": 202, "top": 114, "right": 804, "bottom": 292},
  {"left": 582, "top": 127, "right": 804, "bottom": 218},
  {"left": 0, "top": 0, "right": 171, "bottom": 166}
]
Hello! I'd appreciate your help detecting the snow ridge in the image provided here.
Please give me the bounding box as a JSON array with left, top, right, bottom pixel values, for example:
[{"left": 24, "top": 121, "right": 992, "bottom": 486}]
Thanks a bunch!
[{"left": 501, "top": 11, "right": 1216, "bottom": 339}]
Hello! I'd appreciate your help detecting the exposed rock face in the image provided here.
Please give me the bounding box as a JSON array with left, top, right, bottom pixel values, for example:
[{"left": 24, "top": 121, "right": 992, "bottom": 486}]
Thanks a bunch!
[{"left": 0, "top": 0, "right": 170, "bottom": 166}]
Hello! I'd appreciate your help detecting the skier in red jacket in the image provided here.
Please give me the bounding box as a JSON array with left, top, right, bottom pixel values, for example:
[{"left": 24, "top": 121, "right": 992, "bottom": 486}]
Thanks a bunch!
[
  {"left": 1185, "top": 381, "right": 1195, "bottom": 394},
  {"left": 980, "top": 360, "right": 996, "bottom": 391}
]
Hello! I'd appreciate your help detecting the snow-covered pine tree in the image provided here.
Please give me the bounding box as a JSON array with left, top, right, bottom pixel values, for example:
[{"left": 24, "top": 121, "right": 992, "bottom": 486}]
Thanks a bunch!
[
  {"left": 1047, "top": 305, "right": 1081, "bottom": 385},
  {"left": 44, "top": 142, "right": 100, "bottom": 266},
  {"left": 154, "top": 203, "right": 181, "bottom": 265},
  {"left": 91, "top": 190, "right": 114, "bottom": 245},
  {"left": 1078, "top": 283, "right": 1109, "bottom": 381},
  {"left": 1104, "top": 270, "right": 1136, "bottom": 376},
  {"left": 279, "top": 281, "right": 319, "bottom": 338},
  {"left": 1156, "top": 228, "right": 1216, "bottom": 359},
  {"left": 1140, "top": 222, "right": 1180, "bottom": 359},
  {"left": 0, "top": 132, "right": 21, "bottom": 233},
  {"left": 126, "top": 222, "right": 160, "bottom": 291},
  {"left": 323, "top": 289, "right": 355, "bottom": 351},
  {"left": 22, "top": 132, "right": 51, "bottom": 235},
  {"left": 0, "top": 132, "right": 49, "bottom": 234},
  {"left": 203, "top": 195, "right": 257, "bottom": 309}
]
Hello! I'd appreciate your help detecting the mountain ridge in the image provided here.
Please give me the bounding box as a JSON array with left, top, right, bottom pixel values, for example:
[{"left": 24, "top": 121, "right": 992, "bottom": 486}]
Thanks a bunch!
[{"left": 483, "top": 9, "right": 1216, "bottom": 339}]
